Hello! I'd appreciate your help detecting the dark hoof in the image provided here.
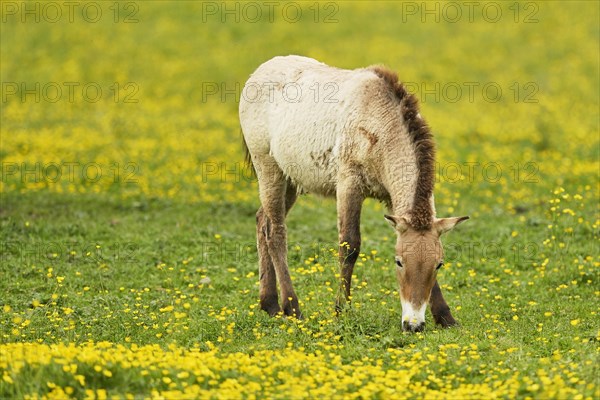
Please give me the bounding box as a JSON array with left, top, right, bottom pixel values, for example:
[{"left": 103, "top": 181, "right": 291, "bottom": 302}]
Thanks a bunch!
[
  {"left": 282, "top": 301, "right": 303, "bottom": 319},
  {"left": 334, "top": 304, "right": 343, "bottom": 316},
  {"left": 335, "top": 293, "right": 351, "bottom": 315},
  {"left": 283, "top": 309, "right": 303, "bottom": 320},
  {"left": 260, "top": 296, "right": 281, "bottom": 317},
  {"left": 334, "top": 298, "right": 343, "bottom": 315},
  {"left": 434, "top": 313, "right": 458, "bottom": 328}
]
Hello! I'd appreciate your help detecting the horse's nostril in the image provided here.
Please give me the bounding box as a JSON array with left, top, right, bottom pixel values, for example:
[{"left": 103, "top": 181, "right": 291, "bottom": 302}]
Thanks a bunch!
[{"left": 403, "top": 320, "right": 425, "bottom": 333}]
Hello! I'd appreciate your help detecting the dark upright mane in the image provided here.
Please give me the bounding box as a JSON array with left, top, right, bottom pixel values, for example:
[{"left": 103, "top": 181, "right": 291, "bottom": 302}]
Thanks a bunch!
[{"left": 369, "top": 66, "right": 436, "bottom": 230}]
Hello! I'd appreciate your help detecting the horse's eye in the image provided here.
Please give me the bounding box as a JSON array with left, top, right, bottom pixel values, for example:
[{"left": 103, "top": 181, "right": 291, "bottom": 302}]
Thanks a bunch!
[
  {"left": 436, "top": 261, "right": 444, "bottom": 270},
  {"left": 395, "top": 258, "right": 403, "bottom": 268}
]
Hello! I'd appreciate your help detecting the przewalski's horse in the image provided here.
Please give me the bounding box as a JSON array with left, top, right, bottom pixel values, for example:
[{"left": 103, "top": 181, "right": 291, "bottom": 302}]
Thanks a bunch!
[{"left": 239, "top": 55, "right": 469, "bottom": 332}]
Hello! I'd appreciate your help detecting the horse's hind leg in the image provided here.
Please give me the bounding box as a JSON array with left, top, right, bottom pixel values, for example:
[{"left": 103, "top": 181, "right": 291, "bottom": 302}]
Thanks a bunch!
[
  {"left": 255, "top": 158, "right": 301, "bottom": 318},
  {"left": 256, "top": 180, "right": 298, "bottom": 316},
  {"left": 256, "top": 206, "right": 280, "bottom": 315}
]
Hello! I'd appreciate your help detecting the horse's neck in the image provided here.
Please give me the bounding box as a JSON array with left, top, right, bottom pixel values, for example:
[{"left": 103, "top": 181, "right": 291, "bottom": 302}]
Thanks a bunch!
[
  {"left": 387, "top": 168, "right": 418, "bottom": 216},
  {"left": 376, "top": 135, "right": 436, "bottom": 219},
  {"left": 390, "top": 189, "right": 436, "bottom": 220}
]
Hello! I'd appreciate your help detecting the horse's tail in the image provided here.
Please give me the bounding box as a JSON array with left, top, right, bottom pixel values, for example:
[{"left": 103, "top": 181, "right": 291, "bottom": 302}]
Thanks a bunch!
[{"left": 241, "top": 129, "right": 256, "bottom": 177}]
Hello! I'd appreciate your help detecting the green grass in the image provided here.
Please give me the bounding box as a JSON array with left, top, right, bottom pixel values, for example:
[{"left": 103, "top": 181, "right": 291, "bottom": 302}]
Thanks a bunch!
[{"left": 1, "top": 189, "right": 598, "bottom": 387}]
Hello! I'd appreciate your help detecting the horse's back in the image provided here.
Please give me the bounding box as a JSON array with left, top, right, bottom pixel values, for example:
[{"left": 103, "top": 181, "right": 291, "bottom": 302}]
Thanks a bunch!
[{"left": 239, "top": 55, "right": 384, "bottom": 195}]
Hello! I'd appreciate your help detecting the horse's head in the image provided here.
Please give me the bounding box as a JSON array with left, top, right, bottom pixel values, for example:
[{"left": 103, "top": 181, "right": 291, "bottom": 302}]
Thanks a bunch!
[{"left": 385, "top": 214, "right": 469, "bottom": 332}]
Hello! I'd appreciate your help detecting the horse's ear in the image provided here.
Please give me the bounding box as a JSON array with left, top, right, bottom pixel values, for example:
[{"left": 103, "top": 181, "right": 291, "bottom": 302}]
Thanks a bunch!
[
  {"left": 384, "top": 214, "right": 410, "bottom": 233},
  {"left": 435, "top": 216, "right": 469, "bottom": 235}
]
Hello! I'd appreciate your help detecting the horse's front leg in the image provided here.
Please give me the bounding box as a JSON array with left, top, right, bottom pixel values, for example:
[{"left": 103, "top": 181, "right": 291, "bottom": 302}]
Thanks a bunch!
[
  {"left": 335, "top": 177, "right": 363, "bottom": 313},
  {"left": 429, "top": 280, "right": 457, "bottom": 327}
]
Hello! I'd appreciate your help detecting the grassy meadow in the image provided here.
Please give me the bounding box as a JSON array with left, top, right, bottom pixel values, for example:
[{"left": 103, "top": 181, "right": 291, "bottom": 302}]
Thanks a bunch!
[{"left": 1, "top": 1, "right": 599, "bottom": 398}]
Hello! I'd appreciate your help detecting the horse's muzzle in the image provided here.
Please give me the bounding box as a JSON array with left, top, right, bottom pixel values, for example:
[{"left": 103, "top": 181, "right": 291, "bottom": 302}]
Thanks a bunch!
[{"left": 403, "top": 320, "right": 425, "bottom": 333}]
